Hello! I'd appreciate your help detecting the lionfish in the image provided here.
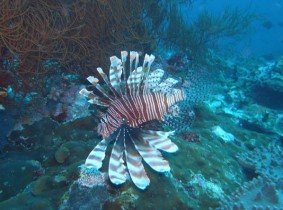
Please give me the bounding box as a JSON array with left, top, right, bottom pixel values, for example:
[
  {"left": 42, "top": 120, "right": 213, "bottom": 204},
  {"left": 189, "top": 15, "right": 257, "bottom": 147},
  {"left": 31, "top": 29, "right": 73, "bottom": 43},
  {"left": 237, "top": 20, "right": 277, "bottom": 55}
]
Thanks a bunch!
[{"left": 79, "top": 51, "right": 185, "bottom": 190}]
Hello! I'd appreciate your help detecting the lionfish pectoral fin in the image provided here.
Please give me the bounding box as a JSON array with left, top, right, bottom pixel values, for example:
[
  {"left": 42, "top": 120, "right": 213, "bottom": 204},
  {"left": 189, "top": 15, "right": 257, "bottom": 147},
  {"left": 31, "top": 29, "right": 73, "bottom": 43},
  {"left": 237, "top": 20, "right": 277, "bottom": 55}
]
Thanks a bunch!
[
  {"left": 125, "top": 129, "right": 150, "bottom": 190},
  {"left": 109, "top": 130, "right": 127, "bottom": 185},
  {"left": 141, "top": 130, "right": 178, "bottom": 153},
  {"left": 132, "top": 135, "right": 170, "bottom": 172},
  {"left": 85, "top": 139, "right": 109, "bottom": 169}
]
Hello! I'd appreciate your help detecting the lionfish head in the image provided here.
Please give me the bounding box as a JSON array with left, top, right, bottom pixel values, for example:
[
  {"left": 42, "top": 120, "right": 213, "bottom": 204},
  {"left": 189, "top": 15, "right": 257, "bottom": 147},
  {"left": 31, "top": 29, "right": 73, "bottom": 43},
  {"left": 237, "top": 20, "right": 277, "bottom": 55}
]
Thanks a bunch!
[{"left": 80, "top": 51, "right": 185, "bottom": 190}]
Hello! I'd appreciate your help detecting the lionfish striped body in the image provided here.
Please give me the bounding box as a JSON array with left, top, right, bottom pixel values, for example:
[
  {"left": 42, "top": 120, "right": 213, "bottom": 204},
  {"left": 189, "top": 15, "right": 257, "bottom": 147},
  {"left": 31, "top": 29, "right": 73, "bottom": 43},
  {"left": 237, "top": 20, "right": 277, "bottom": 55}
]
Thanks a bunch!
[{"left": 80, "top": 51, "right": 185, "bottom": 189}]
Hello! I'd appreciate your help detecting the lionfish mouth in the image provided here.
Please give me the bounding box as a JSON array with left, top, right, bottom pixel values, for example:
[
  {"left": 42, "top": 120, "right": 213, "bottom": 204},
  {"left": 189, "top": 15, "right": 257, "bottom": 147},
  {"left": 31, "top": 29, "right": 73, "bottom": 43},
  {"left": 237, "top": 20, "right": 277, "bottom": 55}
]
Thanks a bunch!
[{"left": 79, "top": 51, "right": 185, "bottom": 190}]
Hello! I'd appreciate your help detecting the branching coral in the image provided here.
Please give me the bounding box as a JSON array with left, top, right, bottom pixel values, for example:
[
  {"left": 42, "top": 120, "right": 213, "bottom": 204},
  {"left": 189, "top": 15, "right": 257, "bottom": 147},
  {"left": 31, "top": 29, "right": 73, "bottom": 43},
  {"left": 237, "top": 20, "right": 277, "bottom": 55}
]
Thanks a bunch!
[
  {"left": 220, "top": 144, "right": 283, "bottom": 209},
  {"left": 0, "top": 0, "right": 155, "bottom": 99},
  {"left": 150, "top": 3, "right": 256, "bottom": 64},
  {"left": 0, "top": 0, "right": 88, "bottom": 94}
]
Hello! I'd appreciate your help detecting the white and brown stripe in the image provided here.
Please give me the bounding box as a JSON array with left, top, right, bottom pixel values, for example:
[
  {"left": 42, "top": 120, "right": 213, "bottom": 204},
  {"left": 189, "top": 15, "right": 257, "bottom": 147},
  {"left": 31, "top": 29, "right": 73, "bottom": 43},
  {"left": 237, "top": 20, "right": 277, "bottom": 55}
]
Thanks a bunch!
[
  {"left": 100, "top": 90, "right": 184, "bottom": 138},
  {"left": 80, "top": 51, "right": 186, "bottom": 190},
  {"left": 108, "top": 129, "right": 127, "bottom": 185}
]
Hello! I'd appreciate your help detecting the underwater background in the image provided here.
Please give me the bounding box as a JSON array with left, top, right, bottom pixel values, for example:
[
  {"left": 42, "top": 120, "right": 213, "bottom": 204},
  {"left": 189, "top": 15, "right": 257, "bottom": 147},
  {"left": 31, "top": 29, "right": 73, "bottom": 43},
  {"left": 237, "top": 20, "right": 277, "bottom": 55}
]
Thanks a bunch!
[{"left": 0, "top": 0, "right": 283, "bottom": 209}]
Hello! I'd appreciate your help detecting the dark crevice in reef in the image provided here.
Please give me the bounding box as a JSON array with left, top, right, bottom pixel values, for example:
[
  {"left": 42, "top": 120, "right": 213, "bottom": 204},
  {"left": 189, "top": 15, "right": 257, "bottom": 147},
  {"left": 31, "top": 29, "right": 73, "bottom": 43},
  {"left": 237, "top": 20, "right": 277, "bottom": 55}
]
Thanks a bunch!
[
  {"left": 242, "top": 167, "right": 259, "bottom": 181},
  {"left": 239, "top": 119, "right": 271, "bottom": 134},
  {"left": 249, "top": 85, "right": 283, "bottom": 110}
]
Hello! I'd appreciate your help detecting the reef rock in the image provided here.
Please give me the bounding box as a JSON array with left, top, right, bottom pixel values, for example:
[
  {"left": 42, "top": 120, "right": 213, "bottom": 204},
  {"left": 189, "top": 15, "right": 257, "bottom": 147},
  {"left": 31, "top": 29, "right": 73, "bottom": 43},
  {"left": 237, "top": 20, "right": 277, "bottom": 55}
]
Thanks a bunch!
[
  {"left": 236, "top": 143, "right": 283, "bottom": 181},
  {"left": 55, "top": 146, "right": 70, "bottom": 164},
  {"left": 220, "top": 176, "right": 283, "bottom": 209}
]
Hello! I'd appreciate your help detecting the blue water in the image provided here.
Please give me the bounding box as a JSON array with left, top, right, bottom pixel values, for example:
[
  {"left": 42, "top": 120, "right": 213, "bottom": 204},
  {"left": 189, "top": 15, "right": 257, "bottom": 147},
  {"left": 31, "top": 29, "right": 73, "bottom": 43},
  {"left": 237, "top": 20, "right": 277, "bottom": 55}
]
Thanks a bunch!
[{"left": 187, "top": 0, "right": 283, "bottom": 58}]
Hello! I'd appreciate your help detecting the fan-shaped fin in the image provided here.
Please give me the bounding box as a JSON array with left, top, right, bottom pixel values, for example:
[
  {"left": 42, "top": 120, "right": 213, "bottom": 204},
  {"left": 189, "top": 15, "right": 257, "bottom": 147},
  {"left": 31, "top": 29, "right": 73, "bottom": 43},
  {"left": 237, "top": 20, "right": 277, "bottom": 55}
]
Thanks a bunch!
[
  {"left": 132, "top": 136, "right": 170, "bottom": 172},
  {"left": 109, "top": 129, "right": 127, "bottom": 185},
  {"left": 85, "top": 139, "right": 110, "bottom": 169},
  {"left": 125, "top": 129, "right": 150, "bottom": 190},
  {"left": 141, "top": 130, "right": 178, "bottom": 153}
]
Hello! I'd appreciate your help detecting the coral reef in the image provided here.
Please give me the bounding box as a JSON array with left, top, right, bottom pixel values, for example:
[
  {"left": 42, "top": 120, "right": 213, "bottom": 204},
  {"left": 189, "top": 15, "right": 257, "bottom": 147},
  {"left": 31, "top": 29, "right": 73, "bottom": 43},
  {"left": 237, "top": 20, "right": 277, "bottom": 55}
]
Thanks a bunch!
[
  {"left": 219, "top": 144, "right": 283, "bottom": 209},
  {"left": 0, "top": 1, "right": 282, "bottom": 209},
  {"left": 60, "top": 182, "right": 110, "bottom": 210},
  {"left": 60, "top": 167, "right": 110, "bottom": 210},
  {"left": 77, "top": 167, "right": 107, "bottom": 188},
  {"left": 55, "top": 146, "right": 70, "bottom": 164},
  {"left": 0, "top": 0, "right": 155, "bottom": 99},
  {"left": 236, "top": 144, "right": 283, "bottom": 181},
  {"left": 0, "top": 159, "right": 44, "bottom": 201},
  {"left": 220, "top": 176, "right": 283, "bottom": 209}
]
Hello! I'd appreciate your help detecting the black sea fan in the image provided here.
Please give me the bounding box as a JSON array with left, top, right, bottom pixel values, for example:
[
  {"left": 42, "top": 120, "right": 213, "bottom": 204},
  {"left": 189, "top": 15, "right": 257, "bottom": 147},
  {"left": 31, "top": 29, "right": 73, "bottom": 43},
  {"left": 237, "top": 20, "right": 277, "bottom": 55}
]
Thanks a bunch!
[{"left": 79, "top": 51, "right": 185, "bottom": 189}]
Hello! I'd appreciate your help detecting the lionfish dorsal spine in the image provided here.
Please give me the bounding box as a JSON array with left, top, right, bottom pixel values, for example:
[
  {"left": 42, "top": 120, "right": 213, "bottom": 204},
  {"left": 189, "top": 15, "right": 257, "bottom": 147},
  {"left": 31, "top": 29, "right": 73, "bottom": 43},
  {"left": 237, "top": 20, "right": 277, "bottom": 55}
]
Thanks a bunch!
[
  {"left": 142, "top": 54, "right": 155, "bottom": 76},
  {"left": 86, "top": 76, "right": 114, "bottom": 102},
  {"left": 127, "top": 66, "right": 144, "bottom": 94},
  {"left": 109, "top": 56, "right": 123, "bottom": 95},
  {"left": 129, "top": 51, "right": 138, "bottom": 74},
  {"left": 96, "top": 67, "right": 120, "bottom": 99},
  {"left": 79, "top": 88, "right": 109, "bottom": 107},
  {"left": 121, "top": 51, "right": 128, "bottom": 94}
]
